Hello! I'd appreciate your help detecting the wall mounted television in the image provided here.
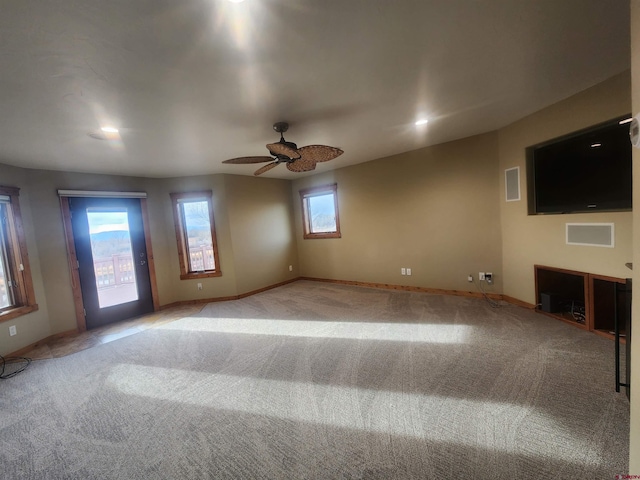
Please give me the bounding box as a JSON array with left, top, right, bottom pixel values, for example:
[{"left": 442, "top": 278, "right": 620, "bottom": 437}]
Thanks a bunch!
[{"left": 526, "top": 115, "right": 632, "bottom": 215}]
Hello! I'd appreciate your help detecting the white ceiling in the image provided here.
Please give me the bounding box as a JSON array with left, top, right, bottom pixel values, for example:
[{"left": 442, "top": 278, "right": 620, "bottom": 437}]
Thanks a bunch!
[{"left": 0, "top": 0, "right": 631, "bottom": 179}]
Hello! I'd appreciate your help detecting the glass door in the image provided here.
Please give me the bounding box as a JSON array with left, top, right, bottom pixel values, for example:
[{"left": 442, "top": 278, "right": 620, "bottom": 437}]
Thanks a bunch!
[{"left": 69, "top": 197, "right": 153, "bottom": 329}]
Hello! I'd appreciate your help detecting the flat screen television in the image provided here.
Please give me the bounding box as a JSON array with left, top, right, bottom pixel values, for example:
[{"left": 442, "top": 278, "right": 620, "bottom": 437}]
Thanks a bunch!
[{"left": 527, "top": 115, "right": 632, "bottom": 215}]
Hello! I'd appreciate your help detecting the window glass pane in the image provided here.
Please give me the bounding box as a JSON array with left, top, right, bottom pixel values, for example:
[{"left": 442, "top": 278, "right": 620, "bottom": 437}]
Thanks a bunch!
[
  {"left": 87, "top": 209, "right": 139, "bottom": 308},
  {"left": 0, "top": 204, "right": 13, "bottom": 309},
  {"left": 308, "top": 194, "right": 337, "bottom": 233},
  {"left": 170, "top": 191, "right": 221, "bottom": 279},
  {"left": 0, "top": 243, "right": 10, "bottom": 309},
  {"left": 181, "top": 201, "right": 215, "bottom": 272}
]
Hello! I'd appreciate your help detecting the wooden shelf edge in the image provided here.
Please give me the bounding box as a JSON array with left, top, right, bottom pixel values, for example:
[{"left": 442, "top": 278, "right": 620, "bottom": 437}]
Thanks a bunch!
[
  {"left": 592, "top": 328, "right": 627, "bottom": 344},
  {"left": 535, "top": 309, "right": 589, "bottom": 330},
  {"left": 534, "top": 264, "right": 588, "bottom": 277},
  {"left": 590, "top": 273, "right": 627, "bottom": 284}
]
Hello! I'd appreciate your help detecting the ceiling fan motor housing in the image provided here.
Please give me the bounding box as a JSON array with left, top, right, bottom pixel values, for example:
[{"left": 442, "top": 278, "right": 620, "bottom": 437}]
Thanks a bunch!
[{"left": 269, "top": 141, "right": 299, "bottom": 161}]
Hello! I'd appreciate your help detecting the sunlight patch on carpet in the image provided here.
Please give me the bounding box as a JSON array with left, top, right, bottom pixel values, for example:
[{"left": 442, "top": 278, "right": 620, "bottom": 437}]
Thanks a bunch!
[
  {"left": 157, "top": 316, "right": 472, "bottom": 344},
  {"left": 107, "top": 363, "right": 603, "bottom": 465}
]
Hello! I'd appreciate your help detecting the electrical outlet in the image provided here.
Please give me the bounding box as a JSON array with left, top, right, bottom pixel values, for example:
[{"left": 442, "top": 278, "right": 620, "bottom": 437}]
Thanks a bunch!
[
  {"left": 401, "top": 268, "right": 406, "bottom": 275},
  {"left": 485, "top": 272, "right": 493, "bottom": 284},
  {"left": 197, "top": 283, "right": 203, "bottom": 291},
  {"left": 406, "top": 268, "right": 412, "bottom": 276},
  {"left": 468, "top": 275, "right": 473, "bottom": 282},
  {"left": 289, "top": 265, "right": 293, "bottom": 272},
  {"left": 479, "top": 272, "right": 485, "bottom": 281},
  {"left": 9, "top": 325, "right": 17, "bottom": 336}
]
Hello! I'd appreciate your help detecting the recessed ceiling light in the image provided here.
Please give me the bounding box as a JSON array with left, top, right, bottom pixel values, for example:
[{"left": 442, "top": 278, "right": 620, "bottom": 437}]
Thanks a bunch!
[
  {"left": 619, "top": 117, "right": 633, "bottom": 125},
  {"left": 88, "top": 126, "right": 120, "bottom": 140},
  {"left": 591, "top": 143, "right": 602, "bottom": 148},
  {"left": 415, "top": 119, "right": 429, "bottom": 126}
]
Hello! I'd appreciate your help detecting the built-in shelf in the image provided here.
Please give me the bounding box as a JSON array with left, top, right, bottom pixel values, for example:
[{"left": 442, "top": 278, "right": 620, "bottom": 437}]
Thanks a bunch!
[
  {"left": 534, "top": 265, "right": 589, "bottom": 330},
  {"left": 534, "top": 265, "right": 629, "bottom": 342},
  {"left": 590, "top": 274, "right": 627, "bottom": 342}
]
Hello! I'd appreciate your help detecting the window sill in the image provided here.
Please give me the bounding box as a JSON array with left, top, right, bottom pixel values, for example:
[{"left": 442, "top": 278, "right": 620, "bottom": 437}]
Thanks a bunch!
[
  {"left": 303, "top": 232, "right": 342, "bottom": 239},
  {"left": 180, "top": 271, "right": 222, "bottom": 280},
  {"left": 0, "top": 304, "right": 39, "bottom": 323}
]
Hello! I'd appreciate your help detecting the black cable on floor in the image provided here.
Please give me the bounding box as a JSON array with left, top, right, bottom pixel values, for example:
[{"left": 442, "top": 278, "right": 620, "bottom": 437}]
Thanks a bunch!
[
  {"left": 0, "top": 354, "right": 31, "bottom": 379},
  {"left": 473, "top": 278, "right": 502, "bottom": 308}
]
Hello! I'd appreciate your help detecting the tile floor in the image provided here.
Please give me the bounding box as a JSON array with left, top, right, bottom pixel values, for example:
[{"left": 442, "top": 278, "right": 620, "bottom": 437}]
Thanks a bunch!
[{"left": 20, "top": 304, "right": 204, "bottom": 360}]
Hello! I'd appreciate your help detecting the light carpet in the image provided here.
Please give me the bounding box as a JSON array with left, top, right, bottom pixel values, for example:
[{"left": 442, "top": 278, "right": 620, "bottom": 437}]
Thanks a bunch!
[{"left": 0, "top": 281, "right": 630, "bottom": 479}]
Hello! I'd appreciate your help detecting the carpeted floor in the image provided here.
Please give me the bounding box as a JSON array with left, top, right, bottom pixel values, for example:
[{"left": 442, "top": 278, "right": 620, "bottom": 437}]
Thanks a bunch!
[{"left": 0, "top": 281, "right": 630, "bottom": 479}]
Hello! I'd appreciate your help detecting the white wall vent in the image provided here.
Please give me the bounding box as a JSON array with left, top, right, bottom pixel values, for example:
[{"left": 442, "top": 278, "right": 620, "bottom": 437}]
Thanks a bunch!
[
  {"left": 566, "top": 223, "right": 614, "bottom": 248},
  {"left": 505, "top": 167, "right": 520, "bottom": 202}
]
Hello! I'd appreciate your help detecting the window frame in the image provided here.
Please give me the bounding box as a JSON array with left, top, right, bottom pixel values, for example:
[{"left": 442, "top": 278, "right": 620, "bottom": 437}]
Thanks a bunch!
[
  {"left": 0, "top": 186, "right": 38, "bottom": 322},
  {"left": 170, "top": 191, "right": 222, "bottom": 280},
  {"left": 299, "top": 183, "right": 342, "bottom": 239}
]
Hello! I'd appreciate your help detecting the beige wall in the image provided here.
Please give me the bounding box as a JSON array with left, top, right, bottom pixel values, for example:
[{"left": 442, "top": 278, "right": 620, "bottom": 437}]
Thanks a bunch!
[
  {"left": 224, "top": 175, "right": 298, "bottom": 294},
  {"left": 291, "top": 132, "right": 504, "bottom": 294},
  {"left": 630, "top": 0, "right": 639, "bottom": 473},
  {"left": 151, "top": 174, "right": 297, "bottom": 303},
  {"left": 0, "top": 167, "right": 297, "bottom": 355},
  {"left": 498, "top": 72, "right": 632, "bottom": 304}
]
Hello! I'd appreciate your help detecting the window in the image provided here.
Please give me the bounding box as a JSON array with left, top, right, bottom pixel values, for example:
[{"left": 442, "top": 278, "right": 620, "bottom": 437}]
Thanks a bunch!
[
  {"left": 299, "top": 184, "right": 341, "bottom": 239},
  {"left": 170, "top": 191, "right": 222, "bottom": 280},
  {"left": 0, "top": 186, "right": 38, "bottom": 321}
]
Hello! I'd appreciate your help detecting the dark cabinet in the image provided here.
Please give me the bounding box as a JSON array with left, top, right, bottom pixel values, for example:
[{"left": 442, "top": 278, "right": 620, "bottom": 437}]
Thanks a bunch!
[{"left": 534, "top": 265, "right": 588, "bottom": 330}]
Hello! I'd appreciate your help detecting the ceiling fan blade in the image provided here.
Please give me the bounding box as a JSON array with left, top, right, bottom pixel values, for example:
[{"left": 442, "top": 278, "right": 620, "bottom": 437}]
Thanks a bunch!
[
  {"left": 286, "top": 158, "right": 317, "bottom": 173},
  {"left": 254, "top": 162, "right": 279, "bottom": 176},
  {"left": 223, "top": 156, "right": 273, "bottom": 164},
  {"left": 266, "top": 143, "right": 300, "bottom": 159},
  {"left": 298, "top": 145, "right": 344, "bottom": 163}
]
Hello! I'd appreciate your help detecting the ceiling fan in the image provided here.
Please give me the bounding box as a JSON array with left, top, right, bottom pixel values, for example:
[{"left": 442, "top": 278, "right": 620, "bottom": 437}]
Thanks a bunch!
[{"left": 222, "top": 122, "right": 344, "bottom": 175}]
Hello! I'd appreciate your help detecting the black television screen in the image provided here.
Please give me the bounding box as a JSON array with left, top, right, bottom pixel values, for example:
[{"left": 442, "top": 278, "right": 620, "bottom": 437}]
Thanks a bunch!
[{"left": 527, "top": 116, "right": 632, "bottom": 214}]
